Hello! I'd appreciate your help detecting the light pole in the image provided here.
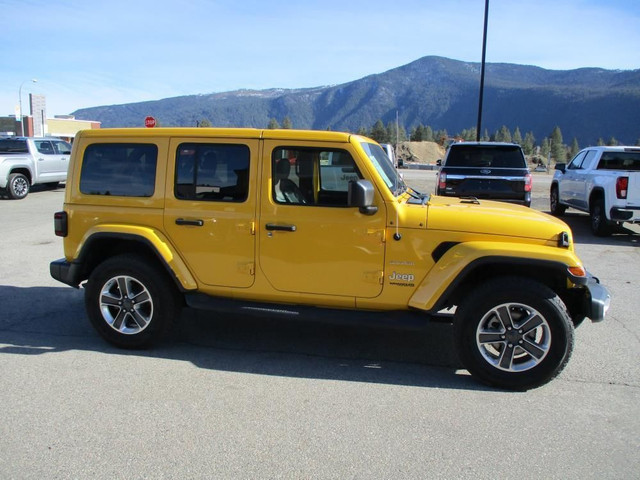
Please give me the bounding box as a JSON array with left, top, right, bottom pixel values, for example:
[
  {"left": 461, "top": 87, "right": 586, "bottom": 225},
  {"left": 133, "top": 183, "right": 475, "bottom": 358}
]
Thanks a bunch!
[
  {"left": 18, "top": 78, "right": 37, "bottom": 136},
  {"left": 476, "top": 0, "right": 489, "bottom": 142}
]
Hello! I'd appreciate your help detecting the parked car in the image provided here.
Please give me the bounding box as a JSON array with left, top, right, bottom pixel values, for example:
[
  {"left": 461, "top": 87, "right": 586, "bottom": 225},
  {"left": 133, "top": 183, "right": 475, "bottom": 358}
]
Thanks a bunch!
[
  {"left": 379, "top": 143, "right": 401, "bottom": 168},
  {"left": 436, "top": 142, "right": 532, "bottom": 206},
  {"left": 0, "top": 136, "right": 71, "bottom": 199},
  {"left": 550, "top": 146, "right": 640, "bottom": 235},
  {"left": 50, "top": 128, "right": 609, "bottom": 390}
]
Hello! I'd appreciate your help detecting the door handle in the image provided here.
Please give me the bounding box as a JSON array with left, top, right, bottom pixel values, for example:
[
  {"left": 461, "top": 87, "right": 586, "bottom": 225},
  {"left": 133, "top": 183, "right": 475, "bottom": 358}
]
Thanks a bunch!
[
  {"left": 175, "top": 218, "right": 204, "bottom": 226},
  {"left": 265, "top": 223, "right": 296, "bottom": 232}
]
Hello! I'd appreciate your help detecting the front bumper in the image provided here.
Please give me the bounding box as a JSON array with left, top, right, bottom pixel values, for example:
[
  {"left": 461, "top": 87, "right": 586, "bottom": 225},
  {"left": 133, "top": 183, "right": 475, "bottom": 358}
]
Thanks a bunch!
[{"left": 585, "top": 275, "right": 611, "bottom": 322}]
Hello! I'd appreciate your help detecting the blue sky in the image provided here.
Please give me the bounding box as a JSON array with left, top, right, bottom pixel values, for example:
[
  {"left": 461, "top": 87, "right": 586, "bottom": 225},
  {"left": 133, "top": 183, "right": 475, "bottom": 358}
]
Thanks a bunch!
[{"left": 1, "top": 0, "right": 639, "bottom": 117}]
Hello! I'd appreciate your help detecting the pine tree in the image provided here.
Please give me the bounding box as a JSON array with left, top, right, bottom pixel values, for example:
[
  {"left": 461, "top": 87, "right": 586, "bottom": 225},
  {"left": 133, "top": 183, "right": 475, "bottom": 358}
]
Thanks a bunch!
[
  {"left": 282, "top": 116, "right": 292, "bottom": 129},
  {"left": 550, "top": 126, "right": 565, "bottom": 162},
  {"left": 370, "top": 120, "right": 388, "bottom": 143},
  {"left": 606, "top": 136, "right": 619, "bottom": 146},
  {"left": 569, "top": 138, "right": 580, "bottom": 159},
  {"left": 356, "top": 127, "right": 368, "bottom": 137},
  {"left": 424, "top": 126, "right": 435, "bottom": 142},
  {"left": 198, "top": 119, "right": 212, "bottom": 127},
  {"left": 410, "top": 125, "right": 424, "bottom": 142},
  {"left": 541, "top": 138, "right": 551, "bottom": 160},
  {"left": 512, "top": 127, "right": 523, "bottom": 146},
  {"left": 267, "top": 118, "right": 280, "bottom": 129},
  {"left": 522, "top": 132, "right": 535, "bottom": 156}
]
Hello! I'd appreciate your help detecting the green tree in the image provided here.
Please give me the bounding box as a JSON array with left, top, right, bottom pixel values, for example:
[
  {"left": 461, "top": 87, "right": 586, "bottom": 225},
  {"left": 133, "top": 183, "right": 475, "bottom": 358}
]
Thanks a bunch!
[
  {"left": 370, "top": 120, "right": 388, "bottom": 143},
  {"left": 198, "top": 119, "right": 212, "bottom": 127},
  {"left": 550, "top": 126, "right": 565, "bottom": 162},
  {"left": 282, "top": 116, "right": 292, "bottom": 129},
  {"left": 512, "top": 127, "right": 523, "bottom": 146},
  {"left": 606, "top": 136, "right": 619, "bottom": 146},
  {"left": 410, "top": 124, "right": 425, "bottom": 141},
  {"left": 481, "top": 129, "right": 490, "bottom": 142},
  {"left": 597, "top": 137, "right": 605, "bottom": 146},
  {"left": 356, "top": 127, "right": 368, "bottom": 137},
  {"left": 568, "top": 138, "right": 580, "bottom": 159},
  {"left": 267, "top": 118, "right": 280, "bottom": 129},
  {"left": 424, "top": 126, "right": 435, "bottom": 142},
  {"left": 522, "top": 132, "right": 535, "bottom": 155},
  {"left": 636, "top": 137, "right": 640, "bottom": 146},
  {"left": 495, "top": 125, "right": 512, "bottom": 143}
]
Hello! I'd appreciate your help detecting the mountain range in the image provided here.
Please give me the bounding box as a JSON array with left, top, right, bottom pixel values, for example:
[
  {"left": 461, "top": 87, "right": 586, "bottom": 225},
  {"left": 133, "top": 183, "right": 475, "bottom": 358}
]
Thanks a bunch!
[{"left": 73, "top": 56, "right": 640, "bottom": 145}]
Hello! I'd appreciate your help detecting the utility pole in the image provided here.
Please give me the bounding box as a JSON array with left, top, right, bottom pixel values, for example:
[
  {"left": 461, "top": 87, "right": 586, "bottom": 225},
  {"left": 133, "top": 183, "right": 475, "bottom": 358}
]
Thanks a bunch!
[{"left": 476, "top": 0, "right": 489, "bottom": 142}]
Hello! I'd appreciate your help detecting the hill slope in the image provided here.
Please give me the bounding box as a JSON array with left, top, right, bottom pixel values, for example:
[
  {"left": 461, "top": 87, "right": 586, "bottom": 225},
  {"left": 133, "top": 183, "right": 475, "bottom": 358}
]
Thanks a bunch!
[{"left": 73, "top": 56, "right": 640, "bottom": 145}]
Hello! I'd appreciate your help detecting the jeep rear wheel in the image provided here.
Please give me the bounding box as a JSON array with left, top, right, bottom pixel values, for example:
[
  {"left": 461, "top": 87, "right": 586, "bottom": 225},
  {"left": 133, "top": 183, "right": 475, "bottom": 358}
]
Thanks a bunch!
[
  {"left": 454, "top": 277, "right": 574, "bottom": 390},
  {"left": 85, "top": 254, "right": 179, "bottom": 348},
  {"left": 7, "top": 173, "right": 30, "bottom": 199}
]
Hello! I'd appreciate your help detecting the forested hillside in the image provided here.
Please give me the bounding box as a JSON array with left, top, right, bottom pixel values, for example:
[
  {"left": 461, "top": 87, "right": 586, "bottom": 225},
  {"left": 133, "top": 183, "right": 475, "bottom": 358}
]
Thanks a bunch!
[{"left": 73, "top": 56, "right": 640, "bottom": 148}]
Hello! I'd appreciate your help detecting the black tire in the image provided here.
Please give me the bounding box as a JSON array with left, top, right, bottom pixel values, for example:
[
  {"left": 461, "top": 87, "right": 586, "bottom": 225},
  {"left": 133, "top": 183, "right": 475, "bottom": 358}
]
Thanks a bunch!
[
  {"left": 454, "top": 277, "right": 574, "bottom": 390},
  {"left": 590, "top": 198, "right": 613, "bottom": 236},
  {"left": 7, "top": 173, "right": 30, "bottom": 199},
  {"left": 84, "top": 254, "right": 180, "bottom": 348},
  {"left": 549, "top": 185, "right": 566, "bottom": 216}
]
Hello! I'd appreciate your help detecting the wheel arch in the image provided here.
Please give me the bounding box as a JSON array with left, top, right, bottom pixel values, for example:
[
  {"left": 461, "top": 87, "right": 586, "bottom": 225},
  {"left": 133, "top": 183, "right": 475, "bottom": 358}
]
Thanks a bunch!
[{"left": 70, "top": 231, "right": 197, "bottom": 292}]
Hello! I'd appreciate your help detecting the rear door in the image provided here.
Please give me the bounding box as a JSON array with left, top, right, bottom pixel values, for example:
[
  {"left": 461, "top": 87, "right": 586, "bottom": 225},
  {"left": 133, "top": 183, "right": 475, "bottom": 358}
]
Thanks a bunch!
[{"left": 164, "top": 137, "right": 258, "bottom": 288}]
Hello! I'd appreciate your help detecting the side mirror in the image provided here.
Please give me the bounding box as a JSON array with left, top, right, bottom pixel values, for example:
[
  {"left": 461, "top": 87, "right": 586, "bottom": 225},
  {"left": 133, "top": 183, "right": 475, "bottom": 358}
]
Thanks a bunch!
[
  {"left": 348, "top": 179, "right": 378, "bottom": 215},
  {"left": 436, "top": 159, "right": 442, "bottom": 167},
  {"left": 555, "top": 163, "right": 566, "bottom": 173}
]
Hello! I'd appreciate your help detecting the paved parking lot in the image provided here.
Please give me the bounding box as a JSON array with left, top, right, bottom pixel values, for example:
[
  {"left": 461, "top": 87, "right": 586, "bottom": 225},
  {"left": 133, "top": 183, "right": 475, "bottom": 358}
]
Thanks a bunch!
[{"left": 1, "top": 175, "right": 638, "bottom": 479}]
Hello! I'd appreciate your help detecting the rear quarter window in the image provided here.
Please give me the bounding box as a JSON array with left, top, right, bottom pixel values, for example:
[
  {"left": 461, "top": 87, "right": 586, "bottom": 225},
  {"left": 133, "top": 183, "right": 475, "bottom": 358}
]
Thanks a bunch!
[
  {"left": 80, "top": 143, "right": 158, "bottom": 197},
  {"left": 445, "top": 145, "right": 526, "bottom": 168}
]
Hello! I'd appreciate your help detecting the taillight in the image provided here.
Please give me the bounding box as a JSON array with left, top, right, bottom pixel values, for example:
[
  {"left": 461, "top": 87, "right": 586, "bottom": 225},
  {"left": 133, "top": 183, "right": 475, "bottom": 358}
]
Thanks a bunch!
[
  {"left": 438, "top": 172, "right": 447, "bottom": 190},
  {"left": 54, "top": 211, "right": 68, "bottom": 237},
  {"left": 524, "top": 173, "right": 532, "bottom": 192},
  {"left": 616, "top": 176, "right": 628, "bottom": 199}
]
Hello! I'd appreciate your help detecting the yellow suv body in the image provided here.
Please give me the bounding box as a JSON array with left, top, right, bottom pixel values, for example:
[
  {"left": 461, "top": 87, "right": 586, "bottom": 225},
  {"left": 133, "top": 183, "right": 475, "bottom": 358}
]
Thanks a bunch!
[{"left": 50, "top": 128, "right": 610, "bottom": 390}]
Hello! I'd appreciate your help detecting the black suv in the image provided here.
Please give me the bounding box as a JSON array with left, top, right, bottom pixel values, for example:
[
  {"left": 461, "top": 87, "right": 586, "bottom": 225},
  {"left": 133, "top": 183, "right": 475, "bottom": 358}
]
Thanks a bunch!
[{"left": 436, "top": 142, "right": 531, "bottom": 206}]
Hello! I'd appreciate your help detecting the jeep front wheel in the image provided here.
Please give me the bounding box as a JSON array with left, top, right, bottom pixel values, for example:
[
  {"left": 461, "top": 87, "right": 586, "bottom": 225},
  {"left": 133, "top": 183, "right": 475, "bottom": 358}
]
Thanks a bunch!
[
  {"left": 454, "top": 277, "right": 574, "bottom": 390},
  {"left": 85, "top": 254, "right": 179, "bottom": 348}
]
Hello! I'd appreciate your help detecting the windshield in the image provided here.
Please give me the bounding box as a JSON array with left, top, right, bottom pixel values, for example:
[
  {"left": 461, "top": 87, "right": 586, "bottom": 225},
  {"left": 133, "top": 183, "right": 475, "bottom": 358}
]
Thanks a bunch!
[{"left": 359, "top": 141, "right": 404, "bottom": 195}]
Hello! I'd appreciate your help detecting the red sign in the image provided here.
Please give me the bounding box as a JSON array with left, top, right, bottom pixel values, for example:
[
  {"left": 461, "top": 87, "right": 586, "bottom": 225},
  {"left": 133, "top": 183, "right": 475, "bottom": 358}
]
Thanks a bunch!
[{"left": 144, "top": 116, "right": 156, "bottom": 128}]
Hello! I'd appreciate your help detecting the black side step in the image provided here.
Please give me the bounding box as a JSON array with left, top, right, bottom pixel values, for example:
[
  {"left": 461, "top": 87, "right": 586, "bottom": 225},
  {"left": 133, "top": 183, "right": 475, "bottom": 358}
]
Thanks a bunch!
[{"left": 184, "top": 293, "right": 431, "bottom": 330}]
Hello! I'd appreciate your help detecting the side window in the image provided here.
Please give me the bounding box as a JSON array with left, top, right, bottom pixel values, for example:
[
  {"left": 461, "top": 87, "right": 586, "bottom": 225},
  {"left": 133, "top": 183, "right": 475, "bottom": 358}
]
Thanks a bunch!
[
  {"left": 567, "top": 151, "right": 587, "bottom": 170},
  {"left": 272, "top": 147, "right": 361, "bottom": 207},
  {"left": 34, "top": 140, "right": 55, "bottom": 155},
  {"left": 580, "top": 150, "right": 597, "bottom": 170},
  {"left": 175, "top": 143, "right": 250, "bottom": 202},
  {"left": 80, "top": 143, "right": 157, "bottom": 197},
  {"left": 53, "top": 140, "right": 72, "bottom": 155}
]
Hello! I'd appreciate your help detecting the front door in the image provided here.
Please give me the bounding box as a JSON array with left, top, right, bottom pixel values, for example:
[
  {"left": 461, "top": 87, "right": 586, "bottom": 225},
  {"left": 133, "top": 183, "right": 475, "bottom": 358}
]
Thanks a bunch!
[
  {"left": 164, "top": 138, "right": 258, "bottom": 288},
  {"left": 258, "top": 141, "right": 386, "bottom": 300}
]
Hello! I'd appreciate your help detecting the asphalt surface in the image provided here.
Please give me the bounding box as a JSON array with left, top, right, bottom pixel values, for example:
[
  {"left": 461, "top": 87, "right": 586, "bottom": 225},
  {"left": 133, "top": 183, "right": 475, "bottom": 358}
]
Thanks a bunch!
[{"left": 1, "top": 174, "right": 638, "bottom": 479}]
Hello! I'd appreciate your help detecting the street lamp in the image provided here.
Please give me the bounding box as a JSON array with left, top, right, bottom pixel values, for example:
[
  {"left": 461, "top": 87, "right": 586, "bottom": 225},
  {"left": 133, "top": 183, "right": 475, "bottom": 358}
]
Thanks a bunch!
[{"left": 18, "top": 78, "right": 37, "bottom": 136}]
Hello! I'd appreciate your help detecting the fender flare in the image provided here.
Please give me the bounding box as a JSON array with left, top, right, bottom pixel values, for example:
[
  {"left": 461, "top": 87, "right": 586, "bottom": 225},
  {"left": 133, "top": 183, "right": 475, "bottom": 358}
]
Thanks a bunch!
[
  {"left": 409, "top": 241, "right": 585, "bottom": 312},
  {"left": 72, "top": 224, "right": 198, "bottom": 291}
]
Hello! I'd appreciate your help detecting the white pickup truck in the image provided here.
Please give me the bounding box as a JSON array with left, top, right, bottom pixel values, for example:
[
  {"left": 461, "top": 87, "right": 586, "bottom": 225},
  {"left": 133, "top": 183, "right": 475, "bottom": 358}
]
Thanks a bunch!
[
  {"left": 0, "top": 136, "right": 72, "bottom": 199},
  {"left": 550, "top": 146, "right": 640, "bottom": 235}
]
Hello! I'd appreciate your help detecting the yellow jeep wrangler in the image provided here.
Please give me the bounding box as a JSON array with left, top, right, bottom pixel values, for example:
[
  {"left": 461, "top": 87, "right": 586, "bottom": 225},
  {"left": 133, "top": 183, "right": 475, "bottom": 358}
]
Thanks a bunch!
[{"left": 50, "top": 128, "right": 610, "bottom": 390}]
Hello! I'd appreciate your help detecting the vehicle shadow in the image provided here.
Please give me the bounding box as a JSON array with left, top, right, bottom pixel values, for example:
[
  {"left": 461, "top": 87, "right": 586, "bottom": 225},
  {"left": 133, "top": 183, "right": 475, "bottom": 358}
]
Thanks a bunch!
[
  {"left": 548, "top": 211, "right": 640, "bottom": 247},
  {"left": 0, "top": 285, "right": 486, "bottom": 391}
]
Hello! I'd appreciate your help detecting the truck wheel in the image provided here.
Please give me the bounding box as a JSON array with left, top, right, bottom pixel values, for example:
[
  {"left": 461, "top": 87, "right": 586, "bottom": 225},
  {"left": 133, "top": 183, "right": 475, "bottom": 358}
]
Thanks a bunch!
[
  {"left": 454, "top": 277, "right": 574, "bottom": 390},
  {"left": 549, "top": 185, "right": 566, "bottom": 216},
  {"left": 590, "top": 198, "right": 613, "bottom": 236},
  {"left": 84, "top": 254, "right": 180, "bottom": 349},
  {"left": 7, "top": 173, "right": 30, "bottom": 199}
]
